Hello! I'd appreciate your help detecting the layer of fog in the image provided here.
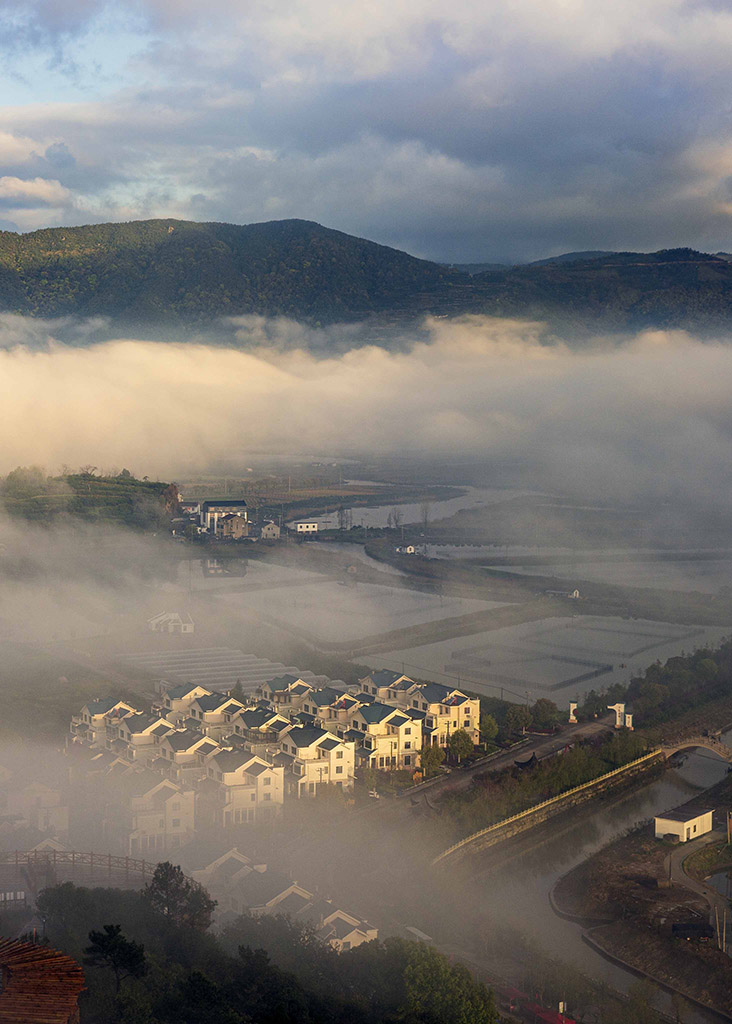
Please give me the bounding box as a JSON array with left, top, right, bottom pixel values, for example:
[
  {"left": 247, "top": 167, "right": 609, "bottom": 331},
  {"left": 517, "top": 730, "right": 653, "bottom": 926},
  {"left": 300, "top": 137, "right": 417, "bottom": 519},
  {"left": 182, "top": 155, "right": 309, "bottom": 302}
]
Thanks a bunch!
[{"left": 1, "top": 313, "right": 731, "bottom": 512}]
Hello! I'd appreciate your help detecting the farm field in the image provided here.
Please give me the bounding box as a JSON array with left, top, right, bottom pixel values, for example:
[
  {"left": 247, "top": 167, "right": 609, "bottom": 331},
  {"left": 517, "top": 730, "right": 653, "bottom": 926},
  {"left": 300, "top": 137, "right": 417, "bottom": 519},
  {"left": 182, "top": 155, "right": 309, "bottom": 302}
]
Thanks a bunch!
[
  {"left": 488, "top": 555, "right": 732, "bottom": 594},
  {"left": 230, "top": 579, "right": 506, "bottom": 644},
  {"left": 363, "top": 615, "right": 729, "bottom": 704}
]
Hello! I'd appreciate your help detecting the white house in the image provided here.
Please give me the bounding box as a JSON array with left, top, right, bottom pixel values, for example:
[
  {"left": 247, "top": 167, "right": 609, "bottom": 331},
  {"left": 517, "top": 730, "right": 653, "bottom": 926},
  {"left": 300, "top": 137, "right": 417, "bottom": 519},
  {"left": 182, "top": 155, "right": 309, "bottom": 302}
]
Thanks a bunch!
[
  {"left": 655, "top": 805, "right": 715, "bottom": 843},
  {"left": 292, "top": 521, "right": 319, "bottom": 534},
  {"left": 162, "top": 684, "right": 214, "bottom": 724},
  {"left": 199, "top": 499, "right": 248, "bottom": 533},
  {"left": 147, "top": 611, "right": 195, "bottom": 634},
  {"left": 277, "top": 725, "right": 355, "bottom": 796},
  {"left": 206, "top": 749, "right": 284, "bottom": 825}
]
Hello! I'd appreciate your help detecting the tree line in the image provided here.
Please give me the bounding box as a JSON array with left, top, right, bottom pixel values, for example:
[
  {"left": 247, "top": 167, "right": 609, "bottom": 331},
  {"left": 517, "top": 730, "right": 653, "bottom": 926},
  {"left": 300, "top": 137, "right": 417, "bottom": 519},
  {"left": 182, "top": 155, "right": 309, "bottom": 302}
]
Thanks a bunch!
[{"left": 30, "top": 862, "right": 497, "bottom": 1024}]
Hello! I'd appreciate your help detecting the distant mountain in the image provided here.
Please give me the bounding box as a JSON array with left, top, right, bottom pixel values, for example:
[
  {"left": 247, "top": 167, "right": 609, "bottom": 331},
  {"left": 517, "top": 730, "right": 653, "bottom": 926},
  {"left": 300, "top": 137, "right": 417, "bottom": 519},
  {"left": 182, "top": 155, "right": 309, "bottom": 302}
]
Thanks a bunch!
[
  {"left": 1, "top": 219, "right": 731, "bottom": 338},
  {"left": 526, "top": 250, "right": 617, "bottom": 266},
  {"left": 0, "top": 218, "right": 457, "bottom": 324},
  {"left": 441, "top": 261, "right": 508, "bottom": 275},
  {"left": 472, "top": 247, "right": 732, "bottom": 334}
]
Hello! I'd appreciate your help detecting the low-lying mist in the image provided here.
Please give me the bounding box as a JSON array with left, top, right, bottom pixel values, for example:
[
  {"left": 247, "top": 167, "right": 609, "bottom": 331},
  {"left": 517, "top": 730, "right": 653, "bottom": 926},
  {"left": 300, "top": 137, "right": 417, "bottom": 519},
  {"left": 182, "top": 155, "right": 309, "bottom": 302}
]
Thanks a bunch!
[{"left": 0, "top": 314, "right": 730, "bottom": 510}]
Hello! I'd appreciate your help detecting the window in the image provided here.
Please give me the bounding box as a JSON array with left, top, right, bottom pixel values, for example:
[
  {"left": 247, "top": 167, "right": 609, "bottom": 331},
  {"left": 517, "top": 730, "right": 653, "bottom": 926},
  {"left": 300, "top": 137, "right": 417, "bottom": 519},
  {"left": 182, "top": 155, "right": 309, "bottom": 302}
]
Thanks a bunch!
[
  {"left": 172, "top": 818, "right": 180, "bottom": 828},
  {"left": 405, "top": 756, "right": 411, "bottom": 766},
  {"left": 336, "top": 750, "right": 343, "bottom": 759},
  {"left": 263, "top": 793, "right": 271, "bottom": 801},
  {"left": 405, "top": 728, "right": 411, "bottom": 735},
  {"left": 264, "top": 777, "right": 271, "bottom": 786},
  {"left": 250, "top": 793, "right": 256, "bottom": 801},
  {"left": 172, "top": 802, "right": 180, "bottom": 811},
  {"left": 336, "top": 766, "right": 342, "bottom": 774},
  {"left": 405, "top": 742, "right": 411, "bottom": 750}
]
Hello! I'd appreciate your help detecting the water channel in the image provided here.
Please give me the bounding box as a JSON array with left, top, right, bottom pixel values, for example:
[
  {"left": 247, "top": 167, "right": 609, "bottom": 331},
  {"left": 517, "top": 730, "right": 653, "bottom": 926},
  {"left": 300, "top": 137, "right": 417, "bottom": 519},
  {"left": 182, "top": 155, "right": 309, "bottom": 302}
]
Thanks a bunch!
[
  {"left": 304, "top": 485, "right": 535, "bottom": 529},
  {"left": 481, "top": 735, "right": 732, "bottom": 1021}
]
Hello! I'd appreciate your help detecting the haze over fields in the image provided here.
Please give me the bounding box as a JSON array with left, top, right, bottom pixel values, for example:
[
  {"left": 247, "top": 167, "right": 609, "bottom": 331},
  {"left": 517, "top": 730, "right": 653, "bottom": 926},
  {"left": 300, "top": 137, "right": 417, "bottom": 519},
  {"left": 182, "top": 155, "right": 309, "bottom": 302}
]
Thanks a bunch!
[{"left": 0, "top": 313, "right": 730, "bottom": 518}]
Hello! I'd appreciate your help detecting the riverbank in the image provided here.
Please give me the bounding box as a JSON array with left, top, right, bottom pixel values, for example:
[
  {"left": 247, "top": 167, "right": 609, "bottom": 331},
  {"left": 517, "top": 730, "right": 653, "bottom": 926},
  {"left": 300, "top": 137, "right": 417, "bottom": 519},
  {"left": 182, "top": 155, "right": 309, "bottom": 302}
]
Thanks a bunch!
[{"left": 552, "top": 772, "right": 732, "bottom": 1018}]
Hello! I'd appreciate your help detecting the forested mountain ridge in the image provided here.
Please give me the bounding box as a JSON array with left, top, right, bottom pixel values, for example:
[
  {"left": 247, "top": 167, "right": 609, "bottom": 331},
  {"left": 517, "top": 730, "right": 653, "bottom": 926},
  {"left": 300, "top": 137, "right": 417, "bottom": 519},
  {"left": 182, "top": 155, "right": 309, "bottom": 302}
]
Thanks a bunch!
[
  {"left": 0, "top": 218, "right": 457, "bottom": 323},
  {"left": 1, "top": 217, "right": 732, "bottom": 335}
]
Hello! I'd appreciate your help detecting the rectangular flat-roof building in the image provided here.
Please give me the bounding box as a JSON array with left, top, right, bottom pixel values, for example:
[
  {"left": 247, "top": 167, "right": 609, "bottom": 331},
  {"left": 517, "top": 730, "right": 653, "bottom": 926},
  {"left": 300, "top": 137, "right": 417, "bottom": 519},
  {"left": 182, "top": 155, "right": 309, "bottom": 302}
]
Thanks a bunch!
[{"left": 654, "top": 805, "right": 714, "bottom": 842}]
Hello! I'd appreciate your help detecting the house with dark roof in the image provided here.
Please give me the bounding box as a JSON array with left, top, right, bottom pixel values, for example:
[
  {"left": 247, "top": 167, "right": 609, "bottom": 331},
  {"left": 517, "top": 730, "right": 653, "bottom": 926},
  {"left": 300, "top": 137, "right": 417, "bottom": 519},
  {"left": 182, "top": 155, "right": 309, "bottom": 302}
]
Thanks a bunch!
[
  {"left": 71, "top": 698, "right": 141, "bottom": 747},
  {"left": 111, "top": 712, "right": 178, "bottom": 763},
  {"left": 401, "top": 682, "right": 480, "bottom": 747},
  {"left": 257, "top": 675, "right": 314, "bottom": 713},
  {"left": 199, "top": 499, "right": 248, "bottom": 533},
  {"left": 278, "top": 724, "right": 355, "bottom": 796},
  {"left": 205, "top": 750, "right": 284, "bottom": 826},
  {"left": 346, "top": 702, "right": 420, "bottom": 771},
  {"left": 188, "top": 692, "right": 246, "bottom": 740},
  {"left": 163, "top": 683, "right": 213, "bottom": 723}
]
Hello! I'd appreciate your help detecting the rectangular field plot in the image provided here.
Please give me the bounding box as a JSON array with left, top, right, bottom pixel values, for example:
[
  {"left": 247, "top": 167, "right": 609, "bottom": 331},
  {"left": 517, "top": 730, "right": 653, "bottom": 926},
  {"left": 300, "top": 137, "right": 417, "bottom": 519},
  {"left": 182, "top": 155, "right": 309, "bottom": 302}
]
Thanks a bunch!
[
  {"left": 117, "top": 647, "right": 334, "bottom": 696},
  {"left": 363, "top": 616, "right": 728, "bottom": 705},
  {"left": 230, "top": 581, "right": 504, "bottom": 644}
]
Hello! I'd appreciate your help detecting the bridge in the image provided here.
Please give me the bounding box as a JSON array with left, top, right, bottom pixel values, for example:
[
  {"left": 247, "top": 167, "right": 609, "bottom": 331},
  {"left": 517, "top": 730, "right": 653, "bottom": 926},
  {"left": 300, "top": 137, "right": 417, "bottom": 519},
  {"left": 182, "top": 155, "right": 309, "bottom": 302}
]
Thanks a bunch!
[
  {"left": 0, "top": 851, "right": 155, "bottom": 902},
  {"left": 660, "top": 734, "right": 732, "bottom": 763}
]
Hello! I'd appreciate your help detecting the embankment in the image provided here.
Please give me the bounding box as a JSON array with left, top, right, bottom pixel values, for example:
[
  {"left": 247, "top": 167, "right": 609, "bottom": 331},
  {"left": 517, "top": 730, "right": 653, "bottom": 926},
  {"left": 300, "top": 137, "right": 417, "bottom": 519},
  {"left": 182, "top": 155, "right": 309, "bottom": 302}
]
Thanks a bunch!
[{"left": 433, "top": 749, "right": 664, "bottom": 866}]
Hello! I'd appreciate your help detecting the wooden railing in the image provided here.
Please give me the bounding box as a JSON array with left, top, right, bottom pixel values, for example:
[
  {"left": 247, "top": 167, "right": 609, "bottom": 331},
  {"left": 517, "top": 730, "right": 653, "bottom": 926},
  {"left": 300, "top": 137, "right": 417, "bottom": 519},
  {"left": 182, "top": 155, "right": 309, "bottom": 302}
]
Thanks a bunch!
[{"left": 0, "top": 850, "right": 153, "bottom": 880}]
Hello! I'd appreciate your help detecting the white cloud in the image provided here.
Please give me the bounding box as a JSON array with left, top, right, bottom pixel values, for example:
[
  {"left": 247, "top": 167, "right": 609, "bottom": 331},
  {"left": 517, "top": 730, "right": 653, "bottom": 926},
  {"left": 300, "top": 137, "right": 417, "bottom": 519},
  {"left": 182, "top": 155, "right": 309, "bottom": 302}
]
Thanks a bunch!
[
  {"left": 0, "top": 174, "right": 70, "bottom": 203},
  {"left": 0, "top": 315, "right": 730, "bottom": 511}
]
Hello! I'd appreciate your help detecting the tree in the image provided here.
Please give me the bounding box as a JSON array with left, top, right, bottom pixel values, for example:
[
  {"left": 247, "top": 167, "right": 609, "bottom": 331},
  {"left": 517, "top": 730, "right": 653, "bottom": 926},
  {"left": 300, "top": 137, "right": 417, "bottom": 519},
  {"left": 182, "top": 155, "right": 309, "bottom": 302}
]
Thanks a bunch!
[
  {"left": 531, "top": 698, "right": 559, "bottom": 731},
  {"left": 83, "top": 924, "right": 147, "bottom": 992},
  {"left": 505, "top": 704, "right": 532, "bottom": 736},
  {"left": 448, "top": 728, "right": 474, "bottom": 764},
  {"left": 391, "top": 506, "right": 403, "bottom": 529},
  {"left": 402, "top": 941, "right": 496, "bottom": 1023},
  {"left": 230, "top": 680, "right": 245, "bottom": 702},
  {"left": 143, "top": 862, "right": 216, "bottom": 931},
  {"left": 479, "top": 714, "right": 499, "bottom": 745},
  {"left": 420, "top": 743, "right": 446, "bottom": 777},
  {"left": 420, "top": 501, "right": 432, "bottom": 529}
]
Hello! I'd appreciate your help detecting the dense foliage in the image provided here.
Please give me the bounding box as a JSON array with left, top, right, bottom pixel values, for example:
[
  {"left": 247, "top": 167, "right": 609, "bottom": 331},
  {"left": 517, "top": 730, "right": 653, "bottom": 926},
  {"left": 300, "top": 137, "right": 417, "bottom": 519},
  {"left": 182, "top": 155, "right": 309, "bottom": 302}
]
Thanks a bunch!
[
  {"left": 0, "top": 218, "right": 455, "bottom": 324},
  {"left": 0, "top": 219, "right": 731, "bottom": 332},
  {"left": 34, "top": 879, "right": 497, "bottom": 1024},
  {"left": 578, "top": 641, "right": 732, "bottom": 729},
  {"left": 443, "top": 730, "right": 649, "bottom": 838},
  {"left": 0, "top": 465, "right": 176, "bottom": 526}
]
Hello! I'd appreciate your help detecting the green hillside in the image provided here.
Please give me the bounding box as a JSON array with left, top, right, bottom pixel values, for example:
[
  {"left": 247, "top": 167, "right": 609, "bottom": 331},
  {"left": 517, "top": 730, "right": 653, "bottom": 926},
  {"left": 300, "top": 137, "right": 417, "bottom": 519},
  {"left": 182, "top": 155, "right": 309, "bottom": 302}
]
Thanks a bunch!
[
  {"left": 0, "top": 218, "right": 731, "bottom": 334},
  {"left": 0, "top": 218, "right": 458, "bottom": 323}
]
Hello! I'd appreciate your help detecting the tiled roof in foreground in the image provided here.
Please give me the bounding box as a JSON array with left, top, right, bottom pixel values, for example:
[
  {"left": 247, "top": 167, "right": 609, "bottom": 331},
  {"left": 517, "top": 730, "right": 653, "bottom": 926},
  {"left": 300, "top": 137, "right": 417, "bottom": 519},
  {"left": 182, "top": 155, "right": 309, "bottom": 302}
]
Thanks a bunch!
[{"left": 0, "top": 937, "right": 85, "bottom": 1023}]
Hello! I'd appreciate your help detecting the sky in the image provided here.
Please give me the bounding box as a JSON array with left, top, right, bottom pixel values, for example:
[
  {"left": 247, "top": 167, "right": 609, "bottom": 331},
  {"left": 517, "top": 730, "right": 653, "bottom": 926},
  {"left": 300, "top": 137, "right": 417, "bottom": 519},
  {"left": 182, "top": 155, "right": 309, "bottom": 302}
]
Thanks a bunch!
[{"left": 0, "top": 0, "right": 731, "bottom": 262}]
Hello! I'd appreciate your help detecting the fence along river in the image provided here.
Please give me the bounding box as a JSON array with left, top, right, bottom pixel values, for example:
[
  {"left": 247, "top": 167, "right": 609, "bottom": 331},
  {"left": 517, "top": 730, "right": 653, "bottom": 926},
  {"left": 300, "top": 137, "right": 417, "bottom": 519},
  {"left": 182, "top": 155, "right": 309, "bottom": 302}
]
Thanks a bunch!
[{"left": 473, "top": 731, "right": 732, "bottom": 1023}]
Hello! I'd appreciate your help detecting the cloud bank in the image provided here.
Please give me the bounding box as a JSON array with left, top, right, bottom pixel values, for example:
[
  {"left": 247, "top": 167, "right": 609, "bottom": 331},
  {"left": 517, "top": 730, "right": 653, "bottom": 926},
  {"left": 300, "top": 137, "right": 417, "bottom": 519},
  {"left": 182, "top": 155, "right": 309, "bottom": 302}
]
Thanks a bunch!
[
  {"left": 0, "top": 1, "right": 731, "bottom": 258},
  {"left": 1, "top": 315, "right": 731, "bottom": 509}
]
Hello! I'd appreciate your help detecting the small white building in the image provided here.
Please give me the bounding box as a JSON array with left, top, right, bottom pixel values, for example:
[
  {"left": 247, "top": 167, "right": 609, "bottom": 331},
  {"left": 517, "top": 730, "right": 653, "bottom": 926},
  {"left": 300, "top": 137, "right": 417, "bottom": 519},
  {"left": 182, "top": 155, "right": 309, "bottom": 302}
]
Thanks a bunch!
[
  {"left": 655, "top": 805, "right": 714, "bottom": 843},
  {"left": 293, "top": 521, "right": 319, "bottom": 534}
]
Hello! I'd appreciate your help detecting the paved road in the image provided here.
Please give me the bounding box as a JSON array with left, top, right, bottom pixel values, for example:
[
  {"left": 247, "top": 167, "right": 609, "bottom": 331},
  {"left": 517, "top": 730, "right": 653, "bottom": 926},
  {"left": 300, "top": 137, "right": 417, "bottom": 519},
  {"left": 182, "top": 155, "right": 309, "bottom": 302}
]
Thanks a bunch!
[
  {"left": 411, "top": 714, "right": 615, "bottom": 803},
  {"left": 667, "top": 831, "right": 732, "bottom": 951}
]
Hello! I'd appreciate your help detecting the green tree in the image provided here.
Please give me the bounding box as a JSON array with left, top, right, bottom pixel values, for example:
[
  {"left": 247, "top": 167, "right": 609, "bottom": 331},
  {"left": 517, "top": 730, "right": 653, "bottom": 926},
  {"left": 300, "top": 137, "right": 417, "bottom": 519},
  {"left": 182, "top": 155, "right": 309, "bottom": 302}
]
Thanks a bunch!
[
  {"left": 143, "top": 862, "right": 216, "bottom": 931},
  {"left": 83, "top": 924, "right": 147, "bottom": 992},
  {"left": 505, "top": 705, "right": 532, "bottom": 736},
  {"left": 531, "top": 698, "right": 559, "bottom": 731},
  {"left": 420, "top": 743, "right": 446, "bottom": 777},
  {"left": 479, "top": 714, "right": 499, "bottom": 745},
  {"left": 448, "top": 729, "right": 474, "bottom": 764},
  {"left": 403, "top": 941, "right": 496, "bottom": 1023}
]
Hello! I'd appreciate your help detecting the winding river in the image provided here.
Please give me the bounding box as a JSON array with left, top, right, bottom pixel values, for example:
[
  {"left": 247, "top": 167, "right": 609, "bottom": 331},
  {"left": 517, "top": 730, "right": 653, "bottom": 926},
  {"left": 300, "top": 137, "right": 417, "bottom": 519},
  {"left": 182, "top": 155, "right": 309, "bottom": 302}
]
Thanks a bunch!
[{"left": 479, "top": 735, "right": 732, "bottom": 1021}]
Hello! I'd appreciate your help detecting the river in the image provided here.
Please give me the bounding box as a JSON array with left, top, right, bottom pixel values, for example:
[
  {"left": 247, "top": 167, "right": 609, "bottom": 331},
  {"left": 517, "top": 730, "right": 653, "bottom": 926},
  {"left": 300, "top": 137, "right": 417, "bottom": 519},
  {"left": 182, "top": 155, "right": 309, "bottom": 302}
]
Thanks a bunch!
[
  {"left": 303, "top": 485, "right": 535, "bottom": 529},
  {"left": 479, "top": 736, "right": 732, "bottom": 1021}
]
